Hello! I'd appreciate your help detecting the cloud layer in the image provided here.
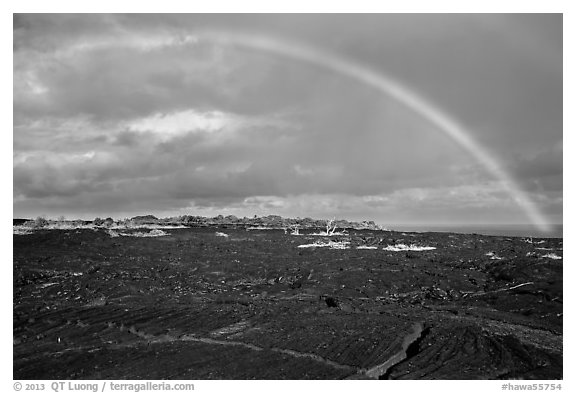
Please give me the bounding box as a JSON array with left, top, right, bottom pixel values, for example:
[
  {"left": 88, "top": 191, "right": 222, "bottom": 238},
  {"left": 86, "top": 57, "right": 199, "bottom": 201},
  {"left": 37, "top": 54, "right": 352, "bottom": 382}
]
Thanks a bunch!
[{"left": 13, "top": 14, "right": 562, "bottom": 226}]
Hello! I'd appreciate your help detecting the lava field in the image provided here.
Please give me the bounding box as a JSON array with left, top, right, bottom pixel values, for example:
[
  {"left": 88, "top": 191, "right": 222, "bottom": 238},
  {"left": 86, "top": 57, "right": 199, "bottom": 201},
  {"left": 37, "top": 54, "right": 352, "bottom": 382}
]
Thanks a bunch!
[{"left": 13, "top": 228, "right": 563, "bottom": 379}]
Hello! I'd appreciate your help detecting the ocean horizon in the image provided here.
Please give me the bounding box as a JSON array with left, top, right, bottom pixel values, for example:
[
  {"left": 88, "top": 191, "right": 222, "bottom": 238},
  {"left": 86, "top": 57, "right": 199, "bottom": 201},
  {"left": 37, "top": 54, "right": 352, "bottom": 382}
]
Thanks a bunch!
[{"left": 388, "top": 224, "right": 563, "bottom": 239}]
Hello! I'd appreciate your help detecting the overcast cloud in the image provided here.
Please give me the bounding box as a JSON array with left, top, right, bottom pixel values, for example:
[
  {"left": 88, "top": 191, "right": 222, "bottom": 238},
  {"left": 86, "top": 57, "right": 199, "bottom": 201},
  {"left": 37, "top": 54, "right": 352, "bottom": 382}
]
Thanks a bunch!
[{"left": 13, "top": 14, "right": 562, "bottom": 228}]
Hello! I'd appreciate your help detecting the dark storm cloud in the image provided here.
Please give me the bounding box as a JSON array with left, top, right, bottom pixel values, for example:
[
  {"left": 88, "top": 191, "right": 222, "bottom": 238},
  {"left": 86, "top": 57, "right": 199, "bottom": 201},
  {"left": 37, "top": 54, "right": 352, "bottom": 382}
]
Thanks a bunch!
[
  {"left": 13, "top": 14, "right": 562, "bottom": 226},
  {"left": 509, "top": 142, "right": 563, "bottom": 193}
]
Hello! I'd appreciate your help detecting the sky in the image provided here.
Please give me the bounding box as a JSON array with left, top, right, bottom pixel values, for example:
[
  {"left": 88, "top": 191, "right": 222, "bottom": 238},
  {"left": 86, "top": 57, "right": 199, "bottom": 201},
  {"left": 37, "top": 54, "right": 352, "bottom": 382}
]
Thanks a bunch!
[{"left": 12, "top": 14, "right": 563, "bottom": 229}]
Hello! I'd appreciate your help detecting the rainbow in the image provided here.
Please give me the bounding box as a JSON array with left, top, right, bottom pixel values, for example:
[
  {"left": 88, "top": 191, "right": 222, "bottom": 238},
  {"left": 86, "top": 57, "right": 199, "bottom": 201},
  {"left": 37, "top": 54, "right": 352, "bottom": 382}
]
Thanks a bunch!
[
  {"left": 199, "top": 31, "right": 551, "bottom": 233},
  {"left": 47, "top": 29, "right": 551, "bottom": 232}
]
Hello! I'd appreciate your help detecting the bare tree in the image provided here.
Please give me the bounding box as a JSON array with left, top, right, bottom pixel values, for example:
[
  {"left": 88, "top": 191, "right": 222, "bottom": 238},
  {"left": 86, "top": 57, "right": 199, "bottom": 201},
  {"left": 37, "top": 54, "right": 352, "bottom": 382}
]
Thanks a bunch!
[
  {"left": 290, "top": 224, "right": 301, "bottom": 235},
  {"left": 325, "top": 218, "right": 337, "bottom": 236}
]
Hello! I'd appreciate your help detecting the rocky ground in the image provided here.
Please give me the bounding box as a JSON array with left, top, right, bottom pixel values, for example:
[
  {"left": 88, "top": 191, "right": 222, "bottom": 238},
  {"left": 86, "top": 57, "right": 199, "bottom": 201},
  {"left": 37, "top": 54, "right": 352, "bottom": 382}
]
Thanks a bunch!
[{"left": 13, "top": 228, "right": 563, "bottom": 379}]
